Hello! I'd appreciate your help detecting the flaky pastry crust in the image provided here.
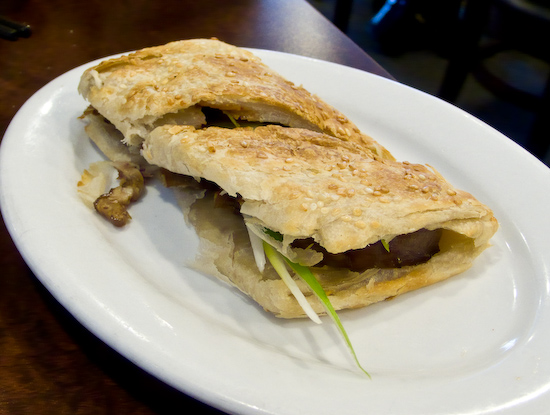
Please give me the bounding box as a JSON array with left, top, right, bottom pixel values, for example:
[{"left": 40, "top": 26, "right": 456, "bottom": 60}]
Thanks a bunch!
[
  {"left": 78, "top": 38, "right": 392, "bottom": 159},
  {"left": 142, "top": 124, "right": 497, "bottom": 255}
]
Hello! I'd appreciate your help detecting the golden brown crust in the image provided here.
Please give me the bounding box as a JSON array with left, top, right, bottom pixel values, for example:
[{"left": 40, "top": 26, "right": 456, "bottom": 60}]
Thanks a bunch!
[
  {"left": 78, "top": 38, "right": 392, "bottom": 159},
  {"left": 142, "top": 124, "right": 497, "bottom": 254}
]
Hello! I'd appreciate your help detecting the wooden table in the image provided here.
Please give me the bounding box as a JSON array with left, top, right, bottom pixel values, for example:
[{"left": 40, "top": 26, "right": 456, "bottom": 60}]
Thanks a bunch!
[{"left": 0, "top": 1, "right": 391, "bottom": 413}]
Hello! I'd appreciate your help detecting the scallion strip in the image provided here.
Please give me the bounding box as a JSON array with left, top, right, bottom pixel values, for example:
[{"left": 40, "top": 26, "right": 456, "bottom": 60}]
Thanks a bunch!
[
  {"left": 262, "top": 240, "right": 370, "bottom": 377},
  {"left": 284, "top": 258, "right": 371, "bottom": 378},
  {"left": 246, "top": 224, "right": 266, "bottom": 272},
  {"left": 263, "top": 242, "right": 322, "bottom": 324},
  {"left": 226, "top": 113, "right": 241, "bottom": 128}
]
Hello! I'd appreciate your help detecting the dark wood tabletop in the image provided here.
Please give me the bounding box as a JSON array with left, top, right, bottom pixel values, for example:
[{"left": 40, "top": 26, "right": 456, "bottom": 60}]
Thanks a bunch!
[{"left": 0, "top": 1, "right": 392, "bottom": 413}]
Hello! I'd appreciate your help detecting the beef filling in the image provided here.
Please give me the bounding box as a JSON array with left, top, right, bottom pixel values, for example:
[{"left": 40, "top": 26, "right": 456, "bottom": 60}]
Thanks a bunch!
[
  {"left": 168, "top": 177, "right": 443, "bottom": 272},
  {"left": 291, "top": 228, "right": 442, "bottom": 272}
]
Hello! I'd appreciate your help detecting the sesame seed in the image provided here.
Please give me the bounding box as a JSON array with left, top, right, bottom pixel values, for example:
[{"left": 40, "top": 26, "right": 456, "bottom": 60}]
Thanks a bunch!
[
  {"left": 421, "top": 186, "right": 430, "bottom": 193},
  {"left": 341, "top": 215, "right": 352, "bottom": 222},
  {"left": 320, "top": 207, "right": 330, "bottom": 214},
  {"left": 301, "top": 203, "right": 308, "bottom": 211},
  {"left": 418, "top": 174, "right": 427, "bottom": 181},
  {"left": 241, "top": 141, "right": 248, "bottom": 148},
  {"left": 347, "top": 188, "right": 356, "bottom": 197},
  {"left": 332, "top": 208, "right": 341, "bottom": 216},
  {"left": 355, "top": 220, "right": 367, "bottom": 229},
  {"left": 447, "top": 189, "right": 457, "bottom": 196},
  {"left": 353, "top": 207, "right": 362, "bottom": 216},
  {"left": 408, "top": 184, "right": 419, "bottom": 191},
  {"left": 310, "top": 203, "right": 318, "bottom": 211},
  {"left": 431, "top": 193, "right": 439, "bottom": 201}
]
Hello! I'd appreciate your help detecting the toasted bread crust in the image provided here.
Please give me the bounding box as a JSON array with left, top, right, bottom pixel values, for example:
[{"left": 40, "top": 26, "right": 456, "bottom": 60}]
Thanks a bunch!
[
  {"left": 142, "top": 124, "right": 497, "bottom": 254},
  {"left": 78, "top": 38, "right": 392, "bottom": 159}
]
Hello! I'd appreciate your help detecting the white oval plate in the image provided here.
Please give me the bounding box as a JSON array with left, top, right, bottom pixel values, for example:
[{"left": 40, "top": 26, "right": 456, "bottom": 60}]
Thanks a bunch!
[{"left": 2, "top": 49, "right": 550, "bottom": 415}]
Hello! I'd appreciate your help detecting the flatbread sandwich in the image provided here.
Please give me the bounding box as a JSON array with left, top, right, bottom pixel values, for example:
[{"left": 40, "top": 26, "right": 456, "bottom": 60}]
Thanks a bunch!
[{"left": 76, "top": 38, "right": 498, "bottom": 324}]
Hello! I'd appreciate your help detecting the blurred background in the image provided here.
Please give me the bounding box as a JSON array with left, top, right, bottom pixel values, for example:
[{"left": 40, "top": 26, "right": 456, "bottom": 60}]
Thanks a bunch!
[{"left": 307, "top": 0, "right": 550, "bottom": 166}]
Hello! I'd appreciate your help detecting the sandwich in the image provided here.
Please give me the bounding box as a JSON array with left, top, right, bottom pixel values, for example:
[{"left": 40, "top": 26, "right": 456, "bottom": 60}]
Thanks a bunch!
[{"left": 77, "top": 38, "right": 498, "bottom": 323}]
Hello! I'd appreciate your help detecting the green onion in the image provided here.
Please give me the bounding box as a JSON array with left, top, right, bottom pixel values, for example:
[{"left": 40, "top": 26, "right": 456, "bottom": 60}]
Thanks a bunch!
[
  {"left": 263, "top": 242, "right": 322, "bottom": 324},
  {"left": 263, "top": 240, "right": 370, "bottom": 378},
  {"left": 226, "top": 113, "right": 241, "bottom": 128},
  {"left": 245, "top": 224, "right": 266, "bottom": 272},
  {"left": 381, "top": 238, "right": 390, "bottom": 252},
  {"left": 263, "top": 228, "right": 284, "bottom": 242},
  {"left": 285, "top": 258, "right": 371, "bottom": 378}
]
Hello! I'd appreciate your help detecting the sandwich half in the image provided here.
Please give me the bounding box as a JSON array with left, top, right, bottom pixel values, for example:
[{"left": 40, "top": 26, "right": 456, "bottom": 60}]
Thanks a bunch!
[{"left": 77, "top": 38, "right": 498, "bottom": 319}]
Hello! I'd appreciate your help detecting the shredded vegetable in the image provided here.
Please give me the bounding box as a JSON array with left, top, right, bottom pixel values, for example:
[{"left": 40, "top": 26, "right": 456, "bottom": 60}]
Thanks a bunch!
[
  {"left": 246, "top": 224, "right": 266, "bottom": 272},
  {"left": 284, "top": 257, "right": 371, "bottom": 378},
  {"left": 262, "top": 238, "right": 370, "bottom": 377},
  {"left": 226, "top": 113, "right": 241, "bottom": 128},
  {"left": 263, "top": 242, "right": 322, "bottom": 324}
]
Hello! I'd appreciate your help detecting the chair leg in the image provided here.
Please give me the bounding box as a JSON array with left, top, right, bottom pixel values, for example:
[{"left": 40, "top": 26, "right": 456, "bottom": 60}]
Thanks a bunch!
[
  {"left": 525, "top": 74, "right": 550, "bottom": 160},
  {"left": 334, "top": 0, "right": 354, "bottom": 32},
  {"left": 438, "top": 0, "right": 492, "bottom": 103}
]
